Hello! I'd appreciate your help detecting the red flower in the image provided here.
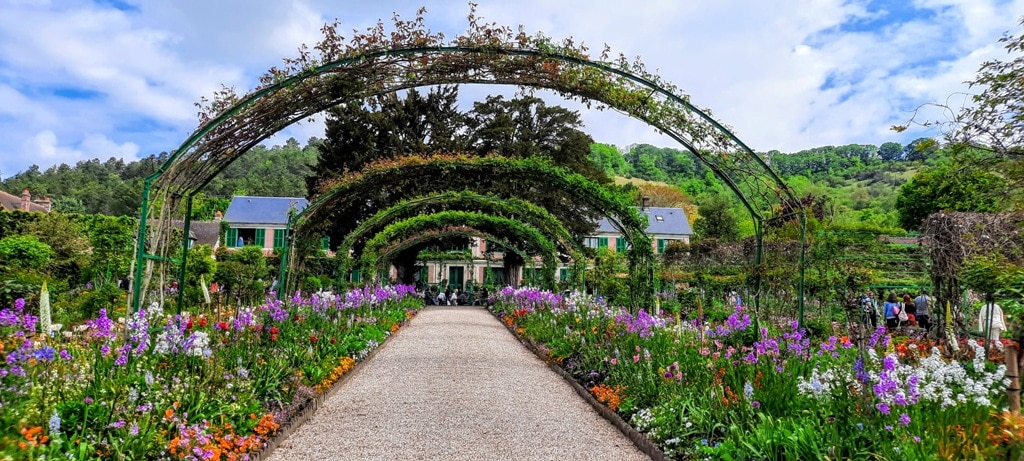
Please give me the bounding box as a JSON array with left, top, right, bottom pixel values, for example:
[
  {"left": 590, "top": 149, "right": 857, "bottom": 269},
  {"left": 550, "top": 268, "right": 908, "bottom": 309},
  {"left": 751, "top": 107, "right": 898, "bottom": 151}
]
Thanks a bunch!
[
  {"left": 270, "top": 334, "right": 278, "bottom": 342},
  {"left": 216, "top": 321, "right": 229, "bottom": 331},
  {"left": 185, "top": 319, "right": 194, "bottom": 330},
  {"left": 310, "top": 335, "right": 318, "bottom": 343},
  {"left": 198, "top": 317, "right": 208, "bottom": 327},
  {"left": 269, "top": 326, "right": 280, "bottom": 335},
  {"left": 330, "top": 338, "right": 337, "bottom": 344}
]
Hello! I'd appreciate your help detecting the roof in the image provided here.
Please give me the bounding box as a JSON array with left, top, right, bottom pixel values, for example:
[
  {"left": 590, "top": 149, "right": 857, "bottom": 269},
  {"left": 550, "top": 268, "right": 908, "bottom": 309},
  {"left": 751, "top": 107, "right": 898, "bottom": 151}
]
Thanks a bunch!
[
  {"left": 223, "top": 196, "right": 308, "bottom": 226},
  {"left": 597, "top": 206, "right": 692, "bottom": 236},
  {"left": 167, "top": 220, "right": 221, "bottom": 248},
  {"left": 0, "top": 190, "right": 50, "bottom": 213}
]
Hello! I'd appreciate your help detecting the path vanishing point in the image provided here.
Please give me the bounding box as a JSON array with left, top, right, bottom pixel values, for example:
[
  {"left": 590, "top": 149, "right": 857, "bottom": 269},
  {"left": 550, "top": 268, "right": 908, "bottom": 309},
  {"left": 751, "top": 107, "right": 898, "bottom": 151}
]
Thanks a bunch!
[{"left": 265, "top": 305, "right": 650, "bottom": 461}]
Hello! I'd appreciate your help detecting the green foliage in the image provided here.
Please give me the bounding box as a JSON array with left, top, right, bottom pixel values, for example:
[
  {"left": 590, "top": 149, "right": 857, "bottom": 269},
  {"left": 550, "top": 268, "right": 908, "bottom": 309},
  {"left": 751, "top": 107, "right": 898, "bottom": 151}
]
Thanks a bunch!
[
  {"left": 694, "top": 195, "right": 740, "bottom": 242},
  {"left": 895, "top": 162, "right": 1008, "bottom": 230},
  {"left": 0, "top": 235, "right": 53, "bottom": 270},
  {"left": 214, "top": 245, "right": 270, "bottom": 303}
]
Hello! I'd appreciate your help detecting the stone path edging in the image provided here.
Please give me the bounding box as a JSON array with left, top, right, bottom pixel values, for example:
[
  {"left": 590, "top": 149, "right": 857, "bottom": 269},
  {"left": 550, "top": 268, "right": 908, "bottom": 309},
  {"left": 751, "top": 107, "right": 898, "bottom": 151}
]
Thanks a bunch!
[{"left": 490, "top": 309, "right": 669, "bottom": 461}]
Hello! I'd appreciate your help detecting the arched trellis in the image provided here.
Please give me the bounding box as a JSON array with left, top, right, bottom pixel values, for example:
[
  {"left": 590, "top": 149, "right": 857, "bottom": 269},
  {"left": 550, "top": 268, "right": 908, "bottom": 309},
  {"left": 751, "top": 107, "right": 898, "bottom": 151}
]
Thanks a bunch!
[
  {"left": 278, "top": 155, "right": 648, "bottom": 304},
  {"left": 310, "top": 190, "right": 586, "bottom": 293},
  {"left": 373, "top": 228, "right": 539, "bottom": 289},
  {"left": 134, "top": 11, "right": 805, "bottom": 319},
  {"left": 361, "top": 212, "right": 558, "bottom": 289}
]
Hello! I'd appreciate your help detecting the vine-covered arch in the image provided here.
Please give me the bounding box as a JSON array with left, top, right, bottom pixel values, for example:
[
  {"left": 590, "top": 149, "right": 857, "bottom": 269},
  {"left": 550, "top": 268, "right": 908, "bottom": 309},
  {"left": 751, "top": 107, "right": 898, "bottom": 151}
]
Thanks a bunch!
[
  {"left": 361, "top": 212, "right": 559, "bottom": 289},
  {"left": 372, "top": 228, "right": 539, "bottom": 288},
  {"left": 134, "top": 9, "right": 804, "bottom": 315},
  {"left": 276, "top": 155, "right": 648, "bottom": 303}
]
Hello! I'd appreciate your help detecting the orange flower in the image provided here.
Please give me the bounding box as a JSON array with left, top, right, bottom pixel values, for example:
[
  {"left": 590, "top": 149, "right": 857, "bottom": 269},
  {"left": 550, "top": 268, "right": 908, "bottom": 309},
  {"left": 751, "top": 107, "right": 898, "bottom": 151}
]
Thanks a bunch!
[
  {"left": 165, "top": 408, "right": 175, "bottom": 420},
  {"left": 589, "top": 384, "right": 626, "bottom": 411}
]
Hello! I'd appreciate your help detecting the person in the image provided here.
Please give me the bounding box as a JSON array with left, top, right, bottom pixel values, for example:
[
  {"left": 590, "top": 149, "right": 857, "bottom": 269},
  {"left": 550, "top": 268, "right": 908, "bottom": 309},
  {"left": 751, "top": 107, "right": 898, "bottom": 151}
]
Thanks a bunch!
[
  {"left": 860, "top": 290, "right": 878, "bottom": 328},
  {"left": 978, "top": 297, "right": 1006, "bottom": 341},
  {"left": 902, "top": 293, "right": 917, "bottom": 327},
  {"left": 436, "top": 289, "right": 446, "bottom": 306},
  {"left": 914, "top": 290, "right": 931, "bottom": 332},
  {"left": 883, "top": 293, "right": 901, "bottom": 329},
  {"left": 444, "top": 287, "right": 453, "bottom": 306},
  {"left": 452, "top": 288, "right": 461, "bottom": 306},
  {"left": 423, "top": 288, "right": 435, "bottom": 306}
]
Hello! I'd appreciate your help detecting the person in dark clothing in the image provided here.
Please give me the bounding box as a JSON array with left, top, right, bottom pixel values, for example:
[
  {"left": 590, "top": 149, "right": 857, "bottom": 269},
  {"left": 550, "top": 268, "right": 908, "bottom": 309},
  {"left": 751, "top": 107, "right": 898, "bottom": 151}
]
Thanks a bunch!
[{"left": 444, "top": 287, "right": 453, "bottom": 306}]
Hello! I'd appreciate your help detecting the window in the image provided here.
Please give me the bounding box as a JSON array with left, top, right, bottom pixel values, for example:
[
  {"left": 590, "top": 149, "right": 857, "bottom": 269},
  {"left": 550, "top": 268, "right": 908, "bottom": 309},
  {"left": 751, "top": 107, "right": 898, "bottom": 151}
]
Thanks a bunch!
[
  {"left": 321, "top": 235, "right": 330, "bottom": 251},
  {"left": 583, "top": 237, "right": 599, "bottom": 248},
  {"left": 655, "top": 215, "right": 665, "bottom": 222},
  {"left": 597, "top": 237, "right": 609, "bottom": 249},
  {"left": 616, "top": 237, "right": 629, "bottom": 252},
  {"left": 350, "top": 268, "right": 361, "bottom": 283},
  {"left": 559, "top": 268, "right": 572, "bottom": 281},
  {"left": 273, "top": 229, "right": 286, "bottom": 250},
  {"left": 229, "top": 228, "right": 259, "bottom": 247}
]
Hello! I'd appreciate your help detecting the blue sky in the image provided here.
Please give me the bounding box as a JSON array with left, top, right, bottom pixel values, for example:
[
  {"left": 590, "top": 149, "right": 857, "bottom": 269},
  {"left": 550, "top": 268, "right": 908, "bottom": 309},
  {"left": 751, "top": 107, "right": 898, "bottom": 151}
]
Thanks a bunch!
[{"left": 0, "top": 0, "right": 1021, "bottom": 178}]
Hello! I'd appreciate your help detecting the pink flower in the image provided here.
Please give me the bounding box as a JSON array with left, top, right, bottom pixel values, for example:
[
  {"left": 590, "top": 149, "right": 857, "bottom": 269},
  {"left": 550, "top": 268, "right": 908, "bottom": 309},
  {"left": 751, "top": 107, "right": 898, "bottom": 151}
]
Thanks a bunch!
[
  {"left": 610, "top": 358, "right": 618, "bottom": 365},
  {"left": 633, "top": 354, "right": 640, "bottom": 363}
]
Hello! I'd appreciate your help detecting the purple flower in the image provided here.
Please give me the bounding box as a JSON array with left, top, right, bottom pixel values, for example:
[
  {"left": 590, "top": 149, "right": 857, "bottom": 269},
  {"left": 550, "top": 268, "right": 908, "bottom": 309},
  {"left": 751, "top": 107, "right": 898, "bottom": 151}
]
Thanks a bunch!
[
  {"left": 876, "top": 403, "right": 891, "bottom": 415},
  {"left": 59, "top": 349, "right": 72, "bottom": 360},
  {"left": 14, "top": 298, "right": 25, "bottom": 311},
  {"left": 899, "top": 413, "right": 911, "bottom": 426},
  {"left": 32, "top": 346, "right": 56, "bottom": 361}
]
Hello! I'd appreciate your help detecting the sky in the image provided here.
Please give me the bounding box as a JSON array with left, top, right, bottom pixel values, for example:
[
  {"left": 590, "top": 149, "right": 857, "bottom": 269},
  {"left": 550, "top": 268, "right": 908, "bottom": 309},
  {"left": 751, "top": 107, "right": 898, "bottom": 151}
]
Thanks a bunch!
[{"left": 1, "top": 0, "right": 1022, "bottom": 179}]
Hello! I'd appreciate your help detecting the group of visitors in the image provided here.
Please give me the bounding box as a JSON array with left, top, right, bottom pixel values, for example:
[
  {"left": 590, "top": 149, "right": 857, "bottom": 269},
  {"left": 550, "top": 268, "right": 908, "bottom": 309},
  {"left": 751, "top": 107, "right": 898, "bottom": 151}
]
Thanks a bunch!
[
  {"left": 858, "top": 289, "right": 932, "bottom": 332},
  {"left": 423, "top": 286, "right": 488, "bottom": 306},
  {"left": 859, "top": 288, "right": 1007, "bottom": 340}
]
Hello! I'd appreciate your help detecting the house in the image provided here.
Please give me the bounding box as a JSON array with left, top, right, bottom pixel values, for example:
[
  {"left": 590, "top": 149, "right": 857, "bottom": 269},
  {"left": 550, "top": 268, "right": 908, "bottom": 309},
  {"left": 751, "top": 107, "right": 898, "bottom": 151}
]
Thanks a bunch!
[
  {"left": 590, "top": 206, "right": 693, "bottom": 254},
  {"left": 168, "top": 220, "right": 222, "bottom": 250},
  {"left": 222, "top": 196, "right": 309, "bottom": 254},
  {"left": 0, "top": 189, "right": 52, "bottom": 213}
]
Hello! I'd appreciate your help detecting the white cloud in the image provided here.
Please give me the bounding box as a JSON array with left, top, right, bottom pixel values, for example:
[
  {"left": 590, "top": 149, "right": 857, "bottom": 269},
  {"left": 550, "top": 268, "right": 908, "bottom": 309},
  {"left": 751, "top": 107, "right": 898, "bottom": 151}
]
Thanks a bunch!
[{"left": 2, "top": 0, "right": 1024, "bottom": 178}]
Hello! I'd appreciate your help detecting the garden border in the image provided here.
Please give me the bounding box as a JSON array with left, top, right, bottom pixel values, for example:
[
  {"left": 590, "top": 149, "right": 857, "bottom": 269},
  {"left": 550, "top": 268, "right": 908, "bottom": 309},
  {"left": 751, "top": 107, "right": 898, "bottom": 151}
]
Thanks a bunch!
[
  {"left": 488, "top": 308, "right": 669, "bottom": 461},
  {"left": 250, "top": 310, "right": 418, "bottom": 461}
]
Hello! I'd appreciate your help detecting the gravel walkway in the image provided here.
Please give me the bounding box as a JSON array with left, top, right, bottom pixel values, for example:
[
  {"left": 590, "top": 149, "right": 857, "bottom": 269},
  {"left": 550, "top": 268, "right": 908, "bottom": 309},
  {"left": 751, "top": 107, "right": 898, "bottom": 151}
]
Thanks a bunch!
[{"left": 265, "top": 305, "right": 649, "bottom": 461}]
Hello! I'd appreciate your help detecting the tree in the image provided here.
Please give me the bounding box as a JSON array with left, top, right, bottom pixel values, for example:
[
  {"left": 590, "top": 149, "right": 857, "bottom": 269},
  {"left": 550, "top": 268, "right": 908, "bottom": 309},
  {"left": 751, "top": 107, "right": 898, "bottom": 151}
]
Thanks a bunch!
[
  {"left": 466, "top": 94, "right": 608, "bottom": 183},
  {"left": 895, "top": 162, "right": 1008, "bottom": 230},
  {"left": 903, "top": 137, "right": 938, "bottom": 162},
  {"left": 693, "top": 195, "right": 740, "bottom": 242},
  {"left": 878, "top": 142, "right": 903, "bottom": 162},
  {"left": 310, "top": 85, "right": 466, "bottom": 189},
  {"left": 0, "top": 235, "right": 52, "bottom": 270}
]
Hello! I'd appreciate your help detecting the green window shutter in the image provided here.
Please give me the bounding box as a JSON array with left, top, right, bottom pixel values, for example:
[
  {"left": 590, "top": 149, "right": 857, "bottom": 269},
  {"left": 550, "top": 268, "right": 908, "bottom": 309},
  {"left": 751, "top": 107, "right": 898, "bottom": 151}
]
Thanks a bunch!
[
  {"left": 559, "top": 268, "right": 569, "bottom": 281},
  {"left": 226, "top": 228, "right": 238, "bottom": 248},
  {"left": 254, "top": 228, "right": 266, "bottom": 248},
  {"left": 273, "top": 229, "right": 286, "bottom": 250},
  {"left": 657, "top": 239, "right": 667, "bottom": 254},
  {"left": 321, "top": 235, "right": 330, "bottom": 251},
  {"left": 598, "top": 237, "right": 609, "bottom": 249},
  {"left": 351, "top": 268, "right": 361, "bottom": 283},
  {"left": 616, "top": 237, "right": 629, "bottom": 252}
]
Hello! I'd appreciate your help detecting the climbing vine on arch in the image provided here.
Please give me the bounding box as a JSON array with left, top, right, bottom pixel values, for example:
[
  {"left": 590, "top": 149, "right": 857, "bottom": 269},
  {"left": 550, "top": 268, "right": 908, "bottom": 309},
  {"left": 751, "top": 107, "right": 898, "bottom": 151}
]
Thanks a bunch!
[
  {"left": 361, "top": 212, "right": 558, "bottom": 289},
  {"left": 132, "top": 5, "right": 803, "bottom": 313}
]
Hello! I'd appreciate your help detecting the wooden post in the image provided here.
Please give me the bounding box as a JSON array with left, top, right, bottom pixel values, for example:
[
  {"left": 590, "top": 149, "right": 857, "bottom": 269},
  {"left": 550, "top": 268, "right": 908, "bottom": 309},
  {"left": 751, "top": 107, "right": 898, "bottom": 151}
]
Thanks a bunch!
[{"left": 1008, "top": 343, "right": 1020, "bottom": 415}]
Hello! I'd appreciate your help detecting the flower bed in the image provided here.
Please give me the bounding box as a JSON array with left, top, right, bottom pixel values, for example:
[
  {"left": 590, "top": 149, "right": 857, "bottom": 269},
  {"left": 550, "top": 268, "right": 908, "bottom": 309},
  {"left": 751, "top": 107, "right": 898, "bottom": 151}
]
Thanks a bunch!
[
  {"left": 491, "top": 286, "right": 1022, "bottom": 460},
  {"left": 0, "top": 285, "right": 421, "bottom": 460}
]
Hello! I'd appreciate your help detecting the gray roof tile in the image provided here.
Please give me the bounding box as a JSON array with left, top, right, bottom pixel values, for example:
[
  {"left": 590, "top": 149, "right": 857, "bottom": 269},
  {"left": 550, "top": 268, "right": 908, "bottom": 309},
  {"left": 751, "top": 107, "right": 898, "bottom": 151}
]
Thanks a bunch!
[
  {"left": 223, "top": 196, "right": 308, "bottom": 226},
  {"left": 597, "top": 207, "right": 692, "bottom": 236}
]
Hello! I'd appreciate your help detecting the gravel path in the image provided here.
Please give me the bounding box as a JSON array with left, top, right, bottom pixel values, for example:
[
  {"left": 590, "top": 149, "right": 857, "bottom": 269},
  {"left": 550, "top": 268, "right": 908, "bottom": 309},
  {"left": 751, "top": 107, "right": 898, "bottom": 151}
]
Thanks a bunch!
[{"left": 265, "top": 305, "right": 649, "bottom": 461}]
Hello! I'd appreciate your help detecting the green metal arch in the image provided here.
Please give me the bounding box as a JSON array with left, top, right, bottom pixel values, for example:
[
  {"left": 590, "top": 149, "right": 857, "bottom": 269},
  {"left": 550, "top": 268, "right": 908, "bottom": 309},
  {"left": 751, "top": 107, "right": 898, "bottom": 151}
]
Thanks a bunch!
[
  {"left": 362, "top": 212, "right": 558, "bottom": 289},
  {"left": 136, "top": 39, "right": 804, "bottom": 317},
  {"left": 374, "top": 229, "right": 538, "bottom": 288},
  {"left": 337, "top": 190, "right": 584, "bottom": 265}
]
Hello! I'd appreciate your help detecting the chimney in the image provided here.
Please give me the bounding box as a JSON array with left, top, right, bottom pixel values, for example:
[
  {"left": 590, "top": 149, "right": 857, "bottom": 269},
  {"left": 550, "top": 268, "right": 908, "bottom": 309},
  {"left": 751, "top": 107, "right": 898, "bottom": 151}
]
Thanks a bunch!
[
  {"left": 42, "top": 196, "right": 51, "bottom": 213},
  {"left": 20, "top": 189, "right": 30, "bottom": 211},
  {"left": 641, "top": 196, "right": 650, "bottom": 210}
]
